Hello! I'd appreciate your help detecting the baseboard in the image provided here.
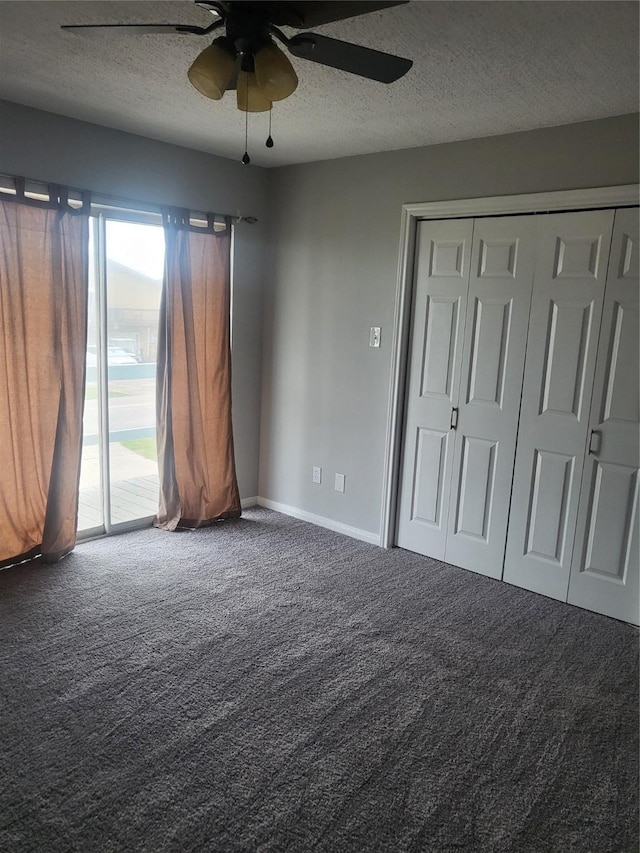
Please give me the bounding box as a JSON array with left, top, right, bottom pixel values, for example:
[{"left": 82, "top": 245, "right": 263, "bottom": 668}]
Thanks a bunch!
[
  {"left": 255, "top": 497, "right": 380, "bottom": 546},
  {"left": 240, "top": 496, "right": 259, "bottom": 509}
]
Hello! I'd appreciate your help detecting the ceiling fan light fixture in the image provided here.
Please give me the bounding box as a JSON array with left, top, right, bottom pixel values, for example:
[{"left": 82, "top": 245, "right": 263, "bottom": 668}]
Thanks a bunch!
[
  {"left": 187, "top": 36, "right": 237, "bottom": 100},
  {"left": 237, "top": 70, "right": 272, "bottom": 112},
  {"left": 254, "top": 42, "right": 298, "bottom": 101}
]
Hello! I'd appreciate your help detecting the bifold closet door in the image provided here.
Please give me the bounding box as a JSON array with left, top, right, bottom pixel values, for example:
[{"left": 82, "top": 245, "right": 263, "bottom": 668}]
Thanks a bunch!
[
  {"left": 396, "top": 219, "right": 473, "bottom": 559},
  {"left": 397, "top": 215, "right": 537, "bottom": 575},
  {"left": 443, "top": 216, "right": 536, "bottom": 578},
  {"left": 502, "top": 209, "right": 615, "bottom": 600},
  {"left": 567, "top": 207, "right": 639, "bottom": 624}
]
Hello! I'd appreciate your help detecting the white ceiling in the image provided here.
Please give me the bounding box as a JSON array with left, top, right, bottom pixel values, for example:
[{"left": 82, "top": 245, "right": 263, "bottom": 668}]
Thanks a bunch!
[{"left": 0, "top": 1, "right": 638, "bottom": 168}]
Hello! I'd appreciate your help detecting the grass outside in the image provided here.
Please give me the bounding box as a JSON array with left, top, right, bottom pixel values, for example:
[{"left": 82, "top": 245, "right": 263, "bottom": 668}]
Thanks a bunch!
[
  {"left": 120, "top": 437, "right": 158, "bottom": 461},
  {"left": 85, "top": 386, "right": 128, "bottom": 401}
]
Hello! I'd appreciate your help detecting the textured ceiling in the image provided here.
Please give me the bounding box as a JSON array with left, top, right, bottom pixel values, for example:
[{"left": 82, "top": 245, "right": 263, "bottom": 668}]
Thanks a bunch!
[{"left": 0, "top": 1, "right": 638, "bottom": 168}]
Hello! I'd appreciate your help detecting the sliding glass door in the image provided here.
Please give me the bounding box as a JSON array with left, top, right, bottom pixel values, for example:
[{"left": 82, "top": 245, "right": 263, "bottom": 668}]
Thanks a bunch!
[{"left": 78, "top": 215, "right": 165, "bottom": 535}]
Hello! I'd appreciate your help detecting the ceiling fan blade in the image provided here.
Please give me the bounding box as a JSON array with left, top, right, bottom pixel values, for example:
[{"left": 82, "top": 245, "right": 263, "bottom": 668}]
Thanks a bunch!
[
  {"left": 288, "top": 33, "right": 412, "bottom": 83},
  {"left": 61, "top": 23, "right": 213, "bottom": 35},
  {"left": 270, "top": 1, "right": 408, "bottom": 29}
]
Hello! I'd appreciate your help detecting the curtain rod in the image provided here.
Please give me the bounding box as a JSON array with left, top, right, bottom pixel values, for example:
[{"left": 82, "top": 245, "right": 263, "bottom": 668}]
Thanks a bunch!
[{"left": 0, "top": 173, "right": 258, "bottom": 224}]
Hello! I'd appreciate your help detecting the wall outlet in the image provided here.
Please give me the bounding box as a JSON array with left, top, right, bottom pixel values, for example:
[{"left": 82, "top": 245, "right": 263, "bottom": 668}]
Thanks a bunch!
[
  {"left": 369, "top": 326, "right": 382, "bottom": 348},
  {"left": 312, "top": 466, "right": 322, "bottom": 484},
  {"left": 334, "top": 473, "right": 346, "bottom": 493}
]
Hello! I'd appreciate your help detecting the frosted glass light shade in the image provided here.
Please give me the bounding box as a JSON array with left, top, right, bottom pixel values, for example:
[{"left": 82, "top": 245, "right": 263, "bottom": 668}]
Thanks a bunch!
[
  {"left": 254, "top": 43, "right": 298, "bottom": 101},
  {"left": 236, "top": 71, "right": 272, "bottom": 112},
  {"left": 188, "top": 38, "right": 236, "bottom": 100}
]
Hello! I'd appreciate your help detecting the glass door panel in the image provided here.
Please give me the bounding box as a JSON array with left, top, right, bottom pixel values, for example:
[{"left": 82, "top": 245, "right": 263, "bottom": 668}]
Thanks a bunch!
[
  {"left": 78, "top": 221, "right": 103, "bottom": 533},
  {"left": 78, "top": 216, "right": 165, "bottom": 534},
  {"left": 105, "top": 220, "right": 163, "bottom": 525}
]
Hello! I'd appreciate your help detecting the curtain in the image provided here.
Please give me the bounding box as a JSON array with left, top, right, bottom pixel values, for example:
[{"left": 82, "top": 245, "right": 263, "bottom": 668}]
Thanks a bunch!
[
  {"left": 0, "top": 193, "right": 89, "bottom": 567},
  {"left": 155, "top": 211, "right": 241, "bottom": 530}
]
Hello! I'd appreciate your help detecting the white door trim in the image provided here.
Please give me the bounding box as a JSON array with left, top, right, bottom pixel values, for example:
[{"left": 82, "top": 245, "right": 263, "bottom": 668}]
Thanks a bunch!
[{"left": 380, "top": 184, "right": 640, "bottom": 549}]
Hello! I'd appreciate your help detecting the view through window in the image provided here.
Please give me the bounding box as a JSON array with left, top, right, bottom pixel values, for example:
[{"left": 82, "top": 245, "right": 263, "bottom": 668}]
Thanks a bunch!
[{"left": 78, "top": 217, "right": 165, "bottom": 533}]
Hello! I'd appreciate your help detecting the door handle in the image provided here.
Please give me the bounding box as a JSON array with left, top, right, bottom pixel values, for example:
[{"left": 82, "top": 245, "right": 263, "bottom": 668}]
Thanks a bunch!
[
  {"left": 588, "top": 429, "right": 602, "bottom": 455},
  {"left": 450, "top": 407, "right": 459, "bottom": 430}
]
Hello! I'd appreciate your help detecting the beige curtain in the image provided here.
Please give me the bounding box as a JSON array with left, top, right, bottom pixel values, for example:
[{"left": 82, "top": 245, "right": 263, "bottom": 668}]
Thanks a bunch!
[
  {"left": 155, "top": 212, "right": 241, "bottom": 530},
  {"left": 0, "top": 192, "right": 89, "bottom": 567}
]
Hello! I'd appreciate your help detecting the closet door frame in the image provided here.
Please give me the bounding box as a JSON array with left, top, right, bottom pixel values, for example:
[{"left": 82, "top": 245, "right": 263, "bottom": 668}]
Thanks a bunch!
[{"left": 381, "top": 184, "right": 639, "bottom": 549}]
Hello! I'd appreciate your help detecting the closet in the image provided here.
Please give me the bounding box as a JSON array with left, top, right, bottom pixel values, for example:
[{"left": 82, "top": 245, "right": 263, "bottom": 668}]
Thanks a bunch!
[{"left": 396, "top": 206, "right": 639, "bottom": 625}]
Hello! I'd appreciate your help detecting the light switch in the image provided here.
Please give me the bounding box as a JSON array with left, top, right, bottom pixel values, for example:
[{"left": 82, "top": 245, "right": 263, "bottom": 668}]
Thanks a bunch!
[
  {"left": 369, "top": 326, "right": 381, "bottom": 348},
  {"left": 335, "top": 473, "right": 345, "bottom": 493}
]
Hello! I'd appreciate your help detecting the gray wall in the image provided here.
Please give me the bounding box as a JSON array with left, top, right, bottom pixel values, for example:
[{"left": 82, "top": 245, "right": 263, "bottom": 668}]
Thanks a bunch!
[
  {"left": 261, "top": 114, "right": 640, "bottom": 537},
  {"left": 0, "top": 100, "right": 268, "bottom": 500},
  {"left": 3, "top": 102, "right": 638, "bottom": 533}
]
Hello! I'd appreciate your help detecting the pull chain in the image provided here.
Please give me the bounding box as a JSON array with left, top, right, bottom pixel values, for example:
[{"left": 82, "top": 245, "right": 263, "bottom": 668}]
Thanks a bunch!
[
  {"left": 241, "top": 73, "right": 250, "bottom": 165},
  {"left": 266, "top": 105, "right": 274, "bottom": 148}
]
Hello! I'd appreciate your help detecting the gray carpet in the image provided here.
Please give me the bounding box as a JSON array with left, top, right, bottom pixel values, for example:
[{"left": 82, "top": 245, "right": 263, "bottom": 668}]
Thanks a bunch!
[{"left": 0, "top": 508, "right": 637, "bottom": 853}]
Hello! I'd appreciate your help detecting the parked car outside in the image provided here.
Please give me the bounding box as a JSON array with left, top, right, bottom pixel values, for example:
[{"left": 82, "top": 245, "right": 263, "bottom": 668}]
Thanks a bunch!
[{"left": 86, "top": 346, "right": 138, "bottom": 367}]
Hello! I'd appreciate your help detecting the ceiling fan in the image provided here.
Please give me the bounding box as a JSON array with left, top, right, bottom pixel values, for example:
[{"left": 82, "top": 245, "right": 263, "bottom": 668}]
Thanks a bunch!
[{"left": 61, "top": 1, "right": 413, "bottom": 162}]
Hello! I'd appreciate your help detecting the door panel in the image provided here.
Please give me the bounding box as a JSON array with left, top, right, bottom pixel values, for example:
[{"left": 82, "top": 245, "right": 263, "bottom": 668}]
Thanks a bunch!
[
  {"left": 411, "top": 428, "right": 449, "bottom": 525},
  {"left": 466, "top": 297, "right": 512, "bottom": 407},
  {"left": 568, "top": 207, "right": 640, "bottom": 624},
  {"left": 444, "top": 216, "right": 536, "bottom": 577},
  {"left": 420, "top": 296, "right": 460, "bottom": 398},
  {"left": 396, "top": 219, "right": 473, "bottom": 559},
  {"left": 581, "top": 462, "right": 637, "bottom": 580},
  {"left": 524, "top": 450, "right": 574, "bottom": 564},
  {"left": 503, "top": 210, "right": 615, "bottom": 599},
  {"left": 539, "top": 299, "right": 593, "bottom": 419},
  {"left": 452, "top": 435, "right": 497, "bottom": 541},
  {"left": 78, "top": 217, "right": 164, "bottom": 534},
  {"left": 600, "top": 301, "right": 639, "bottom": 424}
]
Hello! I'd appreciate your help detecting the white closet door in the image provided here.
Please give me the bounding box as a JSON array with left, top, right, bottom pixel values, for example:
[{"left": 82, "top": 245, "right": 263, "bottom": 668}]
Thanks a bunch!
[
  {"left": 503, "top": 210, "right": 615, "bottom": 600},
  {"left": 567, "top": 208, "right": 639, "bottom": 624},
  {"left": 396, "top": 219, "right": 473, "bottom": 559},
  {"left": 444, "top": 216, "right": 536, "bottom": 578}
]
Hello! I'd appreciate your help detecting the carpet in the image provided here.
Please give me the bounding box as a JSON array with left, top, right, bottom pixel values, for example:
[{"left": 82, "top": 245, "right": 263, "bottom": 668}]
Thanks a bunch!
[{"left": 0, "top": 508, "right": 637, "bottom": 852}]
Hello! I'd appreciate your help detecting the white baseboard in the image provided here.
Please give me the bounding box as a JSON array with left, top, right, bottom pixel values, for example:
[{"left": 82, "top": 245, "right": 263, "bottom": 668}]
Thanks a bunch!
[
  {"left": 255, "top": 497, "right": 380, "bottom": 546},
  {"left": 240, "top": 496, "right": 259, "bottom": 509}
]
